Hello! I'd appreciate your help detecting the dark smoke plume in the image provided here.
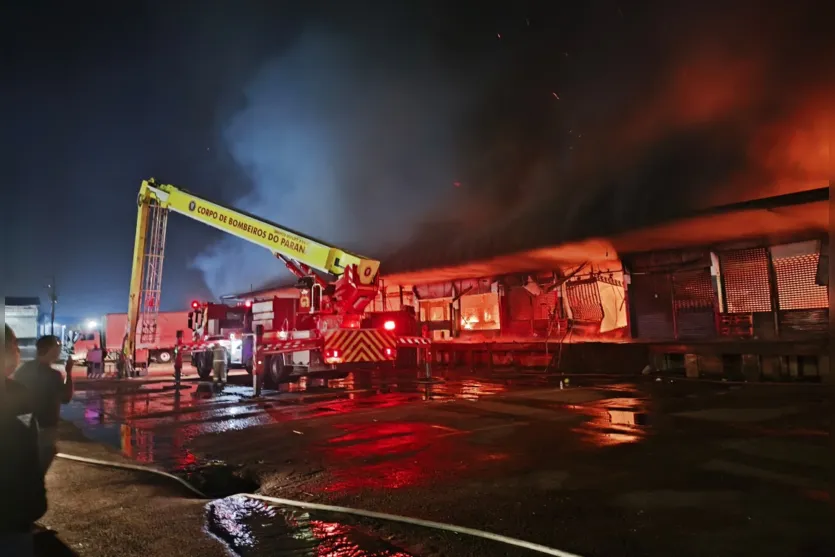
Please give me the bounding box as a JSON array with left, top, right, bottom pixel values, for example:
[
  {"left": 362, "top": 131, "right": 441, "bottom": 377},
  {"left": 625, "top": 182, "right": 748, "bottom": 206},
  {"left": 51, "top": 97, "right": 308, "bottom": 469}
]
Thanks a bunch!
[
  {"left": 386, "top": 0, "right": 833, "bottom": 271},
  {"left": 196, "top": 1, "right": 833, "bottom": 292}
]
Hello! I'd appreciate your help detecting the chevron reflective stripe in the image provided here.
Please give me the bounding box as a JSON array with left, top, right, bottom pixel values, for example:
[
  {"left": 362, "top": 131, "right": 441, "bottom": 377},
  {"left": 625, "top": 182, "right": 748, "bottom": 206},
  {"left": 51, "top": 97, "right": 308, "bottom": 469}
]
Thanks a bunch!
[
  {"left": 396, "top": 336, "right": 432, "bottom": 346},
  {"left": 324, "top": 329, "right": 396, "bottom": 363}
]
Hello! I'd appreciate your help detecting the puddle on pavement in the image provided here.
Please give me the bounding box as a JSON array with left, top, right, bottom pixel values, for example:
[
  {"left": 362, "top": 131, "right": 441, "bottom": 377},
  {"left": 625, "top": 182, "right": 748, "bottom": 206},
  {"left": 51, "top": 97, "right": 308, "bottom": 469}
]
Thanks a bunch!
[
  {"left": 179, "top": 461, "right": 260, "bottom": 498},
  {"left": 206, "top": 495, "right": 414, "bottom": 556},
  {"left": 567, "top": 397, "right": 652, "bottom": 447},
  {"left": 61, "top": 393, "right": 277, "bottom": 468}
]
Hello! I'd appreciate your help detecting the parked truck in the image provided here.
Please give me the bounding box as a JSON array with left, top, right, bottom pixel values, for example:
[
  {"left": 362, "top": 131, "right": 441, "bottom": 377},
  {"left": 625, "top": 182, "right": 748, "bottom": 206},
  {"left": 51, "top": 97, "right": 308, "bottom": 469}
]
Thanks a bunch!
[
  {"left": 5, "top": 297, "right": 41, "bottom": 362},
  {"left": 71, "top": 311, "right": 189, "bottom": 364},
  {"left": 186, "top": 300, "right": 254, "bottom": 378}
]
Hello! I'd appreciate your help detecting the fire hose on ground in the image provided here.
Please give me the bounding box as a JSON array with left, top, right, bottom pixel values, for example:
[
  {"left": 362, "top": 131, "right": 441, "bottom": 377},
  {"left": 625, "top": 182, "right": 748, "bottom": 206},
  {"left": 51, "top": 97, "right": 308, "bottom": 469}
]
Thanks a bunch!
[{"left": 55, "top": 452, "right": 583, "bottom": 557}]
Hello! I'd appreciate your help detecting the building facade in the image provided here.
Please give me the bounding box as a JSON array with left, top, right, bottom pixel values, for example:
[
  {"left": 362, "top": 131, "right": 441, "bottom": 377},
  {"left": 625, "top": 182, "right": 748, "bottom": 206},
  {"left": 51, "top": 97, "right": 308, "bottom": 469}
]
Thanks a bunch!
[{"left": 233, "top": 188, "right": 829, "bottom": 381}]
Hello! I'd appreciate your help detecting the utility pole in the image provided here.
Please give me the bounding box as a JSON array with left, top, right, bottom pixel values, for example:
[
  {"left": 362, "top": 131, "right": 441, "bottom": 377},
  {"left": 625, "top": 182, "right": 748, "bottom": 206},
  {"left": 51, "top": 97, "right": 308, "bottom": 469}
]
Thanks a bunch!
[{"left": 48, "top": 276, "right": 57, "bottom": 335}]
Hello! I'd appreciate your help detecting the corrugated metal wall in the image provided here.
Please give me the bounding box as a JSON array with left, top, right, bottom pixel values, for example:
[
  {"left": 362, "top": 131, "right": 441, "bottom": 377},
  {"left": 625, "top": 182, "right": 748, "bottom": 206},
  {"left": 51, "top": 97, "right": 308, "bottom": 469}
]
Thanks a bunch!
[
  {"left": 627, "top": 250, "right": 716, "bottom": 341},
  {"left": 505, "top": 285, "right": 561, "bottom": 336}
]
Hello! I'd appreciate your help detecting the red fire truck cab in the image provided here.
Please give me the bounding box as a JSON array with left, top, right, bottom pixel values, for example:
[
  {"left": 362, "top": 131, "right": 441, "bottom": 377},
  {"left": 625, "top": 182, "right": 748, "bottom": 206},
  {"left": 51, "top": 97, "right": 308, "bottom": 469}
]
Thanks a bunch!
[{"left": 185, "top": 298, "right": 429, "bottom": 383}]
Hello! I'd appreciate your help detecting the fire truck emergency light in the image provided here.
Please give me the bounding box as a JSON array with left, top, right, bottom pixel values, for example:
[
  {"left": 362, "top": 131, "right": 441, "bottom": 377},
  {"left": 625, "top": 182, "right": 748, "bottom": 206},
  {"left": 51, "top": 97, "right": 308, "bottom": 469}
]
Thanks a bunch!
[
  {"left": 244, "top": 300, "right": 252, "bottom": 308},
  {"left": 191, "top": 300, "right": 200, "bottom": 309},
  {"left": 383, "top": 320, "right": 396, "bottom": 331}
]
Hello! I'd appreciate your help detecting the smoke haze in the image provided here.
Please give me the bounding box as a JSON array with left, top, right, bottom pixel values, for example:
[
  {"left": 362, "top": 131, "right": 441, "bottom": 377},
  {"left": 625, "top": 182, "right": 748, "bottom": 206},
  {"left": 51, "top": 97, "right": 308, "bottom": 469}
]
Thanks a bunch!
[
  {"left": 194, "top": 1, "right": 833, "bottom": 292},
  {"left": 193, "top": 23, "right": 478, "bottom": 295}
]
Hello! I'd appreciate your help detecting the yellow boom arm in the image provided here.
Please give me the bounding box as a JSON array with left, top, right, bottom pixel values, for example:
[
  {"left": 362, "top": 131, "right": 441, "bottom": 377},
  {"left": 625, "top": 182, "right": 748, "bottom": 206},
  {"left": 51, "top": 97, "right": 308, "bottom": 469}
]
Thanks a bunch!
[{"left": 125, "top": 179, "right": 380, "bottom": 364}]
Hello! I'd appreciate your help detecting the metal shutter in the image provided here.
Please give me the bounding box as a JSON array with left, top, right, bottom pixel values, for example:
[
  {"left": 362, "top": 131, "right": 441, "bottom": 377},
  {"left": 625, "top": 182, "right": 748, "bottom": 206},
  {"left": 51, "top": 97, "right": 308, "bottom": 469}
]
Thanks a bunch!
[
  {"left": 629, "top": 273, "right": 675, "bottom": 340},
  {"left": 672, "top": 269, "right": 716, "bottom": 338},
  {"left": 506, "top": 286, "right": 533, "bottom": 336},
  {"left": 719, "top": 248, "right": 772, "bottom": 312},
  {"left": 508, "top": 286, "right": 533, "bottom": 320},
  {"left": 779, "top": 309, "right": 829, "bottom": 337}
]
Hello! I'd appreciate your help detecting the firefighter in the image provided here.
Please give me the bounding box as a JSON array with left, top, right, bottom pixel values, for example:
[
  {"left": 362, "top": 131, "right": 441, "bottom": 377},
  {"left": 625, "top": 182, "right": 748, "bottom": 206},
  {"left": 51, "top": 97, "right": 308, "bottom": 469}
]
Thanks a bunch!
[{"left": 211, "top": 342, "right": 228, "bottom": 386}]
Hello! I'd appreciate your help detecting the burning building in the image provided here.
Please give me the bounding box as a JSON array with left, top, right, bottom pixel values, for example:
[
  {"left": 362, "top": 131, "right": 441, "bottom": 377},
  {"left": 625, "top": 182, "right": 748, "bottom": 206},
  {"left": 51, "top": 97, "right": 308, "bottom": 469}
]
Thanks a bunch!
[{"left": 230, "top": 184, "right": 829, "bottom": 381}]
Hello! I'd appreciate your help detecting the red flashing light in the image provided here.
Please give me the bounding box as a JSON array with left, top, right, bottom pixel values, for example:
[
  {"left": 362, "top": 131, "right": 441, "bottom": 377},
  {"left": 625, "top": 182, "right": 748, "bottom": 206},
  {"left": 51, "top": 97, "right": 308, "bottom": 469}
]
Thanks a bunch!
[
  {"left": 324, "top": 348, "right": 343, "bottom": 364},
  {"left": 383, "top": 320, "right": 396, "bottom": 331},
  {"left": 244, "top": 299, "right": 252, "bottom": 308},
  {"left": 191, "top": 300, "right": 200, "bottom": 309}
]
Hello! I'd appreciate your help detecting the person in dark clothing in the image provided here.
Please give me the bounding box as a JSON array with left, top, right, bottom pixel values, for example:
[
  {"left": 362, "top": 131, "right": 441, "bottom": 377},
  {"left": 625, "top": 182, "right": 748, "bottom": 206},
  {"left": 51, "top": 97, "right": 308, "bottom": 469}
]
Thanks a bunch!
[
  {"left": 13, "top": 335, "right": 74, "bottom": 475},
  {"left": 1, "top": 324, "right": 48, "bottom": 556}
]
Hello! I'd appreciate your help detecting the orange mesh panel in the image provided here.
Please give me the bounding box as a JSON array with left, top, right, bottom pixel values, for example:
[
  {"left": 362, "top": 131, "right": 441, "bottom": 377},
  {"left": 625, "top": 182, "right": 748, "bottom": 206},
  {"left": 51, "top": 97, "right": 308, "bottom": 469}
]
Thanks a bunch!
[
  {"left": 773, "top": 253, "right": 828, "bottom": 310},
  {"left": 720, "top": 248, "right": 772, "bottom": 312},
  {"left": 672, "top": 269, "right": 715, "bottom": 311}
]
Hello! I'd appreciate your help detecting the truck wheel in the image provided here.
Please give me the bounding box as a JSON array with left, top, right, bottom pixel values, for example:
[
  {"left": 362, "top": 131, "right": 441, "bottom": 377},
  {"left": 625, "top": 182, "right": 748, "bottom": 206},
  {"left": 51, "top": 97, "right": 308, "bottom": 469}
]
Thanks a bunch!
[
  {"left": 197, "top": 363, "right": 212, "bottom": 380},
  {"left": 268, "top": 355, "right": 292, "bottom": 385},
  {"left": 244, "top": 358, "right": 253, "bottom": 375},
  {"left": 197, "top": 353, "right": 213, "bottom": 380},
  {"left": 156, "top": 350, "right": 172, "bottom": 364}
]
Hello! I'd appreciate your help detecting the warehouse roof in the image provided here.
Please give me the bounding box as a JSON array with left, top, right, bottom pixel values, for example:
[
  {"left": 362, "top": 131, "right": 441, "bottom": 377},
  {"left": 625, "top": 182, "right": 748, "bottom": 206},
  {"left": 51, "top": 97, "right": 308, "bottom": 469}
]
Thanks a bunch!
[
  {"left": 231, "top": 185, "right": 828, "bottom": 296},
  {"left": 381, "top": 187, "right": 829, "bottom": 285},
  {"left": 5, "top": 297, "right": 41, "bottom": 307}
]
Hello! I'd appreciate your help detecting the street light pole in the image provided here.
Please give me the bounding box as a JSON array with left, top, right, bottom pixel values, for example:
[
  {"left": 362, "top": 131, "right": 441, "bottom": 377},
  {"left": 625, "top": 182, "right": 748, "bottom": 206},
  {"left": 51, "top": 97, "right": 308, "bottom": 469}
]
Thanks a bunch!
[{"left": 48, "top": 276, "right": 57, "bottom": 335}]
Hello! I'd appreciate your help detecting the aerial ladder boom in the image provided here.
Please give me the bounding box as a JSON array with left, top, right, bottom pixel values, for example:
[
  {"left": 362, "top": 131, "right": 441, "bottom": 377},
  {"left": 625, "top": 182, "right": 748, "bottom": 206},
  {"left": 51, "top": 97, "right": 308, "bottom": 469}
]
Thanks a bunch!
[{"left": 125, "top": 178, "right": 381, "bottom": 367}]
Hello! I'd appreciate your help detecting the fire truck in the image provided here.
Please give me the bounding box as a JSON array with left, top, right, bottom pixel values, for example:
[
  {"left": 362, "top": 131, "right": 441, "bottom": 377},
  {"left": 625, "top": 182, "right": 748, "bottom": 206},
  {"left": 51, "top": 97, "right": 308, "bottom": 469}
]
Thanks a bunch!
[
  {"left": 125, "top": 179, "right": 430, "bottom": 381},
  {"left": 186, "top": 300, "right": 254, "bottom": 378},
  {"left": 186, "top": 298, "right": 422, "bottom": 382}
]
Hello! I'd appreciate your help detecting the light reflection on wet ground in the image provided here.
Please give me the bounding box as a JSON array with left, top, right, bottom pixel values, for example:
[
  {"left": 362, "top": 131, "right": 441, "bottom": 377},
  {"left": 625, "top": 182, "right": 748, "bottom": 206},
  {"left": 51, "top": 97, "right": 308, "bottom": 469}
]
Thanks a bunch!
[
  {"left": 60, "top": 370, "right": 658, "bottom": 555},
  {"left": 61, "top": 369, "right": 530, "bottom": 468},
  {"left": 207, "top": 495, "right": 414, "bottom": 557},
  {"left": 60, "top": 370, "right": 661, "bottom": 470},
  {"left": 568, "top": 395, "right": 650, "bottom": 446},
  {"left": 61, "top": 369, "right": 831, "bottom": 557}
]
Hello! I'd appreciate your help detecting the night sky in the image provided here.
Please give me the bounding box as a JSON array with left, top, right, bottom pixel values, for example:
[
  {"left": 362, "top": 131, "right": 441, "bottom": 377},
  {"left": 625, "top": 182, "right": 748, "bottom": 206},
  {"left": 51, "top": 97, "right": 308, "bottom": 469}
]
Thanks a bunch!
[{"left": 5, "top": 0, "right": 832, "bottom": 320}]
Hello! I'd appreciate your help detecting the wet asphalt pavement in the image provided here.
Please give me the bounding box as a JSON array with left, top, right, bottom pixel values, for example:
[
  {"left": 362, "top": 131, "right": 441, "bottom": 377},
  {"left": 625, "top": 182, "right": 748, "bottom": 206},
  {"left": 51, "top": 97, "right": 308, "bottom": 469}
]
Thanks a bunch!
[{"left": 54, "top": 366, "right": 831, "bottom": 557}]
